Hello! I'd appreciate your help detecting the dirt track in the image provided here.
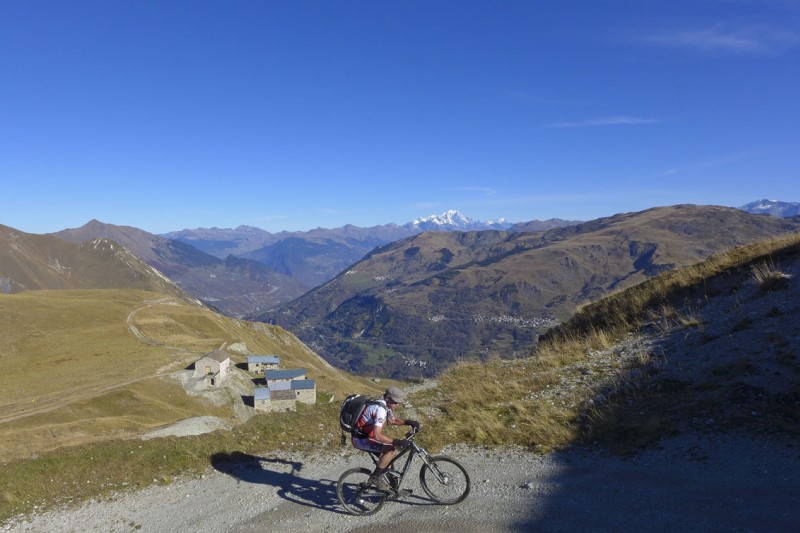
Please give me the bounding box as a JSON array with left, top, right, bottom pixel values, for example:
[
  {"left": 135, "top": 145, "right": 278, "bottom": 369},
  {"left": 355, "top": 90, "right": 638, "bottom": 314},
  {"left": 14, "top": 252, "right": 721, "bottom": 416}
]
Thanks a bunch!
[{"left": 4, "top": 433, "right": 799, "bottom": 532}]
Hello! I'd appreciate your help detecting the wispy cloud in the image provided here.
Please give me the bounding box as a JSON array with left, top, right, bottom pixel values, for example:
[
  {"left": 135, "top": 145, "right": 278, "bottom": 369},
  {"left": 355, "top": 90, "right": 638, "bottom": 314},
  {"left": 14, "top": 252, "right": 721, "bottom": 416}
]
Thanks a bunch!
[
  {"left": 548, "top": 116, "right": 660, "bottom": 129},
  {"left": 658, "top": 143, "right": 800, "bottom": 176},
  {"left": 644, "top": 24, "right": 799, "bottom": 54}
]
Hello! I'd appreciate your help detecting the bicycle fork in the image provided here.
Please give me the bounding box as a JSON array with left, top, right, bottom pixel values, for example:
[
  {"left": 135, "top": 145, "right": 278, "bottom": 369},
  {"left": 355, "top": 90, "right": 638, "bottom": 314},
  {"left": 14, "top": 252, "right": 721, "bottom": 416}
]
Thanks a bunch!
[{"left": 419, "top": 450, "right": 450, "bottom": 485}]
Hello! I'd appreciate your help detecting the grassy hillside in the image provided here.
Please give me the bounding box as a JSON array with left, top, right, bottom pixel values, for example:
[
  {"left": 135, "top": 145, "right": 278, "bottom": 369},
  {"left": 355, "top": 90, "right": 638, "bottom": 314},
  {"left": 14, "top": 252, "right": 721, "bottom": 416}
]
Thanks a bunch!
[
  {"left": 415, "top": 232, "right": 800, "bottom": 453},
  {"left": 0, "top": 289, "right": 381, "bottom": 462},
  {"left": 0, "top": 225, "right": 183, "bottom": 296}
]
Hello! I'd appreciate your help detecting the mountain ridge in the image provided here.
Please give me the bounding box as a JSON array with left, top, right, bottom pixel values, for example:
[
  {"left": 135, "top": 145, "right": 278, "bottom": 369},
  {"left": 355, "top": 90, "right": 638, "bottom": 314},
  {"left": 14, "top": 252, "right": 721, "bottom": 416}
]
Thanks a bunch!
[
  {"left": 0, "top": 224, "right": 188, "bottom": 299},
  {"left": 258, "top": 204, "right": 800, "bottom": 378}
]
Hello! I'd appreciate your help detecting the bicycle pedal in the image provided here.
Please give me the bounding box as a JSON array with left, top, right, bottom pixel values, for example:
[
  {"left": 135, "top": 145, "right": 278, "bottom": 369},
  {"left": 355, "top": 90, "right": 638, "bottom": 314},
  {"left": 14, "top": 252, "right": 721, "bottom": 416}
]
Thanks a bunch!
[{"left": 387, "top": 488, "right": 413, "bottom": 500}]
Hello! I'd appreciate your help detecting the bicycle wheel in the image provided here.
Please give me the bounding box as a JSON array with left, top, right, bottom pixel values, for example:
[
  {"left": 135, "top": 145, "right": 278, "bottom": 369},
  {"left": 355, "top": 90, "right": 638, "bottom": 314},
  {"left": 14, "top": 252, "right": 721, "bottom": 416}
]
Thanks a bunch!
[
  {"left": 336, "top": 467, "right": 386, "bottom": 515},
  {"left": 419, "top": 456, "right": 471, "bottom": 504}
]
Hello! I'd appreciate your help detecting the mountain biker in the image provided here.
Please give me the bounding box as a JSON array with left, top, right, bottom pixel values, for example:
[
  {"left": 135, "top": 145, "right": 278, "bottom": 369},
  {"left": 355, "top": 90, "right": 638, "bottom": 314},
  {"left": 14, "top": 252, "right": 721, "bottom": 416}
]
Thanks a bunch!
[{"left": 351, "top": 386, "right": 420, "bottom": 491}]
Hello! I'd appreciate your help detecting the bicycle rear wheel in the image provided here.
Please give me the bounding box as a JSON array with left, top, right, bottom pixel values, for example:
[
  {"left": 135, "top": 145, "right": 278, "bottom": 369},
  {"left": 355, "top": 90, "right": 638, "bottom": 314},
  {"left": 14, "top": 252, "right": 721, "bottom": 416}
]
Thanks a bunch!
[
  {"left": 419, "top": 456, "right": 470, "bottom": 504},
  {"left": 336, "top": 467, "right": 386, "bottom": 515}
]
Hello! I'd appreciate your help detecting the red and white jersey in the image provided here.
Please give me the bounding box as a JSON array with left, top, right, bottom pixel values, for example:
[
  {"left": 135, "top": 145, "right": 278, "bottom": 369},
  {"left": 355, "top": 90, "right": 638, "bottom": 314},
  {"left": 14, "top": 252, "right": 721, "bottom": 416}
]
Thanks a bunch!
[{"left": 355, "top": 399, "right": 396, "bottom": 439}]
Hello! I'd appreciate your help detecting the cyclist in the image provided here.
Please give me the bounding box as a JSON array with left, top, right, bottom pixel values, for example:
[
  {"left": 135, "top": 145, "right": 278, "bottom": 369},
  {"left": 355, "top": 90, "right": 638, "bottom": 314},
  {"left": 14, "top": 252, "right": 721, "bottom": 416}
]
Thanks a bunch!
[{"left": 351, "top": 386, "right": 420, "bottom": 491}]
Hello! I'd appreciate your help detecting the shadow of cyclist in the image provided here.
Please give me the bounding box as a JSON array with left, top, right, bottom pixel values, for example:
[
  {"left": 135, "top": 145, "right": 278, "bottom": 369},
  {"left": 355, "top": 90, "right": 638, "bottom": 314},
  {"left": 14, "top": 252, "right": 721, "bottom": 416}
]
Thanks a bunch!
[
  {"left": 210, "top": 451, "right": 438, "bottom": 514},
  {"left": 210, "top": 451, "right": 351, "bottom": 514}
]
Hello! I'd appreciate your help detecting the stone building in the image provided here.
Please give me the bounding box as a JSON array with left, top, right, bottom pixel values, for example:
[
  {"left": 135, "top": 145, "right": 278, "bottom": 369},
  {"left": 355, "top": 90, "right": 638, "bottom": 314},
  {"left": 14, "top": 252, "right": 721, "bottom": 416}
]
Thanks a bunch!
[
  {"left": 268, "top": 379, "right": 317, "bottom": 405},
  {"left": 254, "top": 387, "right": 296, "bottom": 413},
  {"left": 254, "top": 368, "right": 316, "bottom": 412},
  {"left": 247, "top": 355, "right": 280, "bottom": 374},
  {"left": 263, "top": 368, "right": 306, "bottom": 385},
  {"left": 193, "top": 350, "right": 232, "bottom": 386}
]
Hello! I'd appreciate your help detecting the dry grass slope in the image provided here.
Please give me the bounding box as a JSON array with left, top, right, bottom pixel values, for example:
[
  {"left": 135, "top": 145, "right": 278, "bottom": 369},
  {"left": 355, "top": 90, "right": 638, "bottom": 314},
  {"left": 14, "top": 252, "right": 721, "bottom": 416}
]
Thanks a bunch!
[
  {"left": 0, "top": 289, "right": 380, "bottom": 462},
  {"left": 415, "top": 233, "right": 800, "bottom": 453}
]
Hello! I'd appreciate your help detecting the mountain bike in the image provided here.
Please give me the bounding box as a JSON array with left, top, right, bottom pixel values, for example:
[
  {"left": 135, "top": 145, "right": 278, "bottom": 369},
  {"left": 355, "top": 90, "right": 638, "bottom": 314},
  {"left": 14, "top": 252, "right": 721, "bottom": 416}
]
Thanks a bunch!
[{"left": 336, "top": 427, "right": 470, "bottom": 515}]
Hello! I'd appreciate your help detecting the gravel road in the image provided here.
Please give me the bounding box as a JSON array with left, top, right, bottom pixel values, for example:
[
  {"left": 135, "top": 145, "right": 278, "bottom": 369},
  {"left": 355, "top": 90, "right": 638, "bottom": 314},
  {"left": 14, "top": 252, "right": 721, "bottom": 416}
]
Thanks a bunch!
[{"left": 4, "top": 433, "right": 798, "bottom": 533}]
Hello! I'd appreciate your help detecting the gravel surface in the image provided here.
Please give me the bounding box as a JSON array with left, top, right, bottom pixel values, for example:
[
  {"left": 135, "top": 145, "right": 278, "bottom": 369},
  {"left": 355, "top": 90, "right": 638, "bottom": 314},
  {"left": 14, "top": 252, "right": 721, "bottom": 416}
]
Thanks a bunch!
[{"left": 4, "top": 434, "right": 798, "bottom": 533}]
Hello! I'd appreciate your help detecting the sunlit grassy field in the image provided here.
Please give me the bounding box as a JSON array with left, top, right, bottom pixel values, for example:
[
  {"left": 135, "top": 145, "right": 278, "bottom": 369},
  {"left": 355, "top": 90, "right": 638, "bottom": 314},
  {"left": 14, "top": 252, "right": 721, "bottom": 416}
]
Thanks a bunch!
[{"left": 0, "top": 289, "right": 377, "bottom": 463}]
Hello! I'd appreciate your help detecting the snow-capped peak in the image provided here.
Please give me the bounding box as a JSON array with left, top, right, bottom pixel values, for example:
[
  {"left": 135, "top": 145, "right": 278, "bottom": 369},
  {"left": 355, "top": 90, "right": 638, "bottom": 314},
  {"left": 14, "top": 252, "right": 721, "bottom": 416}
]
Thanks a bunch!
[
  {"left": 409, "top": 210, "right": 472, "bottom": 228},
  {"left": 738, "top": 199, "right": 800, "bottom": 218},
  {"left": 404, "top": 210, "right": 514, "bottom": 231}
]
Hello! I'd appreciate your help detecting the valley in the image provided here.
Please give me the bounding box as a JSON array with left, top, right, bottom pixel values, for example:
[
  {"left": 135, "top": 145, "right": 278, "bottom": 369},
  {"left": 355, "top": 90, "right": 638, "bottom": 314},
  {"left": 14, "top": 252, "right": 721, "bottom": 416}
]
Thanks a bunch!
[{"left": 261, "top": 205, "right": 800, "bottom": 378}]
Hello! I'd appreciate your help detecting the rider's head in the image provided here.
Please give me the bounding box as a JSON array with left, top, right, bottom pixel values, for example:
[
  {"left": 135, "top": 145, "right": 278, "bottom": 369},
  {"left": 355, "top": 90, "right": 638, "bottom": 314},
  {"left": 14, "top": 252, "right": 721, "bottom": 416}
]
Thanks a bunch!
[{"left": 384, "top": 386, "right": 405, "bottom": 406}]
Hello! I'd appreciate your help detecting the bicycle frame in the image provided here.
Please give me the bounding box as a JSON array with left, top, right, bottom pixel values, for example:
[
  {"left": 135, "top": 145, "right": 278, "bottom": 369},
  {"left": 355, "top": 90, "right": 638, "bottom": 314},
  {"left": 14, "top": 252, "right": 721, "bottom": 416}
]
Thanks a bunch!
[
  {"left": 367, "top": 431, "right": 444, "bottom": 491},
  {"left": 337, "top": 428, "right": 471, "bottom": 514}
]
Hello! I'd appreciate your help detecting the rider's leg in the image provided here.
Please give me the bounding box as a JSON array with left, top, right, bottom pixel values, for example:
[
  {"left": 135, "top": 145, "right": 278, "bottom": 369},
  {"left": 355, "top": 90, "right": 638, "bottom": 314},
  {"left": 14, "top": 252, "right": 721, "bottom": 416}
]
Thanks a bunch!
[
  {"left": 368, "top": 445, "right": 397, "bottom": 490},
  {"left": 377, "top": 448, "right": 397, "bottom": 469}
]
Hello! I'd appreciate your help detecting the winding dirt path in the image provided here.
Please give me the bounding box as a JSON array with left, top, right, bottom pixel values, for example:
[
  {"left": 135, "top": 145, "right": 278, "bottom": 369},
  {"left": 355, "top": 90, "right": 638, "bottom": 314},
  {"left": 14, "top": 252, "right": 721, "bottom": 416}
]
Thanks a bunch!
[{"left": 0, "top": 298, "right": 193, "bottom": 426}]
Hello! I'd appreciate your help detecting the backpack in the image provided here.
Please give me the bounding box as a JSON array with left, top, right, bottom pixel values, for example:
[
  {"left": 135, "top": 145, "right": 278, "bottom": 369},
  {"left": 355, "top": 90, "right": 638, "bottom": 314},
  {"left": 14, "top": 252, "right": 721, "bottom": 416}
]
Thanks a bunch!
[{"left": 339, "top": 394, "right": 380, "bottom": 444}]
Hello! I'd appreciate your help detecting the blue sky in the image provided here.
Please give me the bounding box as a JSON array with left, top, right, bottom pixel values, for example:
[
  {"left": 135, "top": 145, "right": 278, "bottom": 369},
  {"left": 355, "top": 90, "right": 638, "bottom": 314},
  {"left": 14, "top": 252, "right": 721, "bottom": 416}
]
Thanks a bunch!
[{"left": 2, "top": 1, "right": 798, "bottom": 235}]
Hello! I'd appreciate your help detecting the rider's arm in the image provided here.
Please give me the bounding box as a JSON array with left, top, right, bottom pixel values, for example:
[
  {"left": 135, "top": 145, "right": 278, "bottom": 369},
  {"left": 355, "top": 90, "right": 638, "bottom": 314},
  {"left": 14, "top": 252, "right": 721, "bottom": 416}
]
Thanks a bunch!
[
  {"left": 387, "top": 410, "right": 417, "bottom": 428},
  {"left": 371, "top": 422, "right": 395, "bottom": 445}
]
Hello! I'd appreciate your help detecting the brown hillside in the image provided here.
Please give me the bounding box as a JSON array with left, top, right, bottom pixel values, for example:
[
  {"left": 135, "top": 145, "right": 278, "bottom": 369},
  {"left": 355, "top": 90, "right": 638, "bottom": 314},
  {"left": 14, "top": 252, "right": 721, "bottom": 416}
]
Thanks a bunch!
[{"left": 0, "top": 225, "right": 183, "bottom": 297}]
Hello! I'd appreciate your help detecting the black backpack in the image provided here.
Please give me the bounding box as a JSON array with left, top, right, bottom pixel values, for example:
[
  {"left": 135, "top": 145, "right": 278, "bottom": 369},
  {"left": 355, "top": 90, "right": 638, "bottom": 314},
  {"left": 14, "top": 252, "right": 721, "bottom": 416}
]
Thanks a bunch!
[{"left": 339, "top": 394, "right": 380, "bottom": 444}]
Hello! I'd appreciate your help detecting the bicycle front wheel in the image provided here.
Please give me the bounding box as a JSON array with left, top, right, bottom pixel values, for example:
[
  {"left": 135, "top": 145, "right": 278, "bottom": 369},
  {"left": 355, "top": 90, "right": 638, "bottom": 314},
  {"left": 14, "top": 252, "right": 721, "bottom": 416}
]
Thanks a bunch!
[
  {"left": 419, "top": 456, "right": 471, "bottom": 504},
  {"left": 336, "top": 467, "right": 386, "bottom": 515}
]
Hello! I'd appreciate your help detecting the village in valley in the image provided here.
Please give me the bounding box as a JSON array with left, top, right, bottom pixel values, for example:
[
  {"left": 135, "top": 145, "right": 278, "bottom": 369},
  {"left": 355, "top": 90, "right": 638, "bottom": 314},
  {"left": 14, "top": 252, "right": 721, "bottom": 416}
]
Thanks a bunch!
[{"left": 191, "top": 349, "right": 317, "bottom": 413}]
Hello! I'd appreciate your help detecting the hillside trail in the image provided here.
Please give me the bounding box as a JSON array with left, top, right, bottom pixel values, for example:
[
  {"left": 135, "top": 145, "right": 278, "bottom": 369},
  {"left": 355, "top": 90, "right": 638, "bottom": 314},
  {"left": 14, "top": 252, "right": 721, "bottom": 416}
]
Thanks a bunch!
[{"left": 0, "top": 298, "right": 198, "bottom": 426}]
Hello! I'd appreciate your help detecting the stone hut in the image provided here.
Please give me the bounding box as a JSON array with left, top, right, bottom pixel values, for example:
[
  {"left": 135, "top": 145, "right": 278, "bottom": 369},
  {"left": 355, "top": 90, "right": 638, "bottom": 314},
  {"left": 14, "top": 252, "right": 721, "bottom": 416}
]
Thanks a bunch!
[
  {"left": 247, "top": 355, "right": 280, "bottom": 374},
  {"left": 268, "top": 378, "right": 317, "bottom": 405},
  {"left": 263, "top": 368, "right": 306, "bottom": 385},
  {"left": 292, "top": 379, "right": 316, "bottom": 404},
  {"left": 193, "top": 349, "right": 232, "bottom": 386},
  {"left": 254, "top": 368, "right": 316, "bottom": 412},
  {"left": 254, "top": 387, "right": 296, "bottom": 413}
]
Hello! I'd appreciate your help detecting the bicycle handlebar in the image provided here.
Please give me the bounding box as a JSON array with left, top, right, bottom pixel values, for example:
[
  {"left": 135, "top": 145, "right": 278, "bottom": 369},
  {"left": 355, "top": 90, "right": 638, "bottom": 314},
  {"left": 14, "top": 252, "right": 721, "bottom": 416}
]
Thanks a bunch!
[{"left": 405, "top": 425, "right": 420, "bottom": 439}]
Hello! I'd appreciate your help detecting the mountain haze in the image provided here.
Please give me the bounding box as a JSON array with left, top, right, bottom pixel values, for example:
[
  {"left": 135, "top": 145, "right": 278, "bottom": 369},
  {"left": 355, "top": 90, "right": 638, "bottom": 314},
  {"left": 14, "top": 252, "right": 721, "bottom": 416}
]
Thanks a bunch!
[{"left": 259, "top": 205, "right": 800, "bottom": 378}]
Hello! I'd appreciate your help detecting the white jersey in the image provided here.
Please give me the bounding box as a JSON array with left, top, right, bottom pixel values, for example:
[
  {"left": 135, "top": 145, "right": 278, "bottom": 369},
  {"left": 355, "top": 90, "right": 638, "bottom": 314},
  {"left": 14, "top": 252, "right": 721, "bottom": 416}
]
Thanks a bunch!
[{"left": 355, "top": 399, "right": 396, "bottom": 439}]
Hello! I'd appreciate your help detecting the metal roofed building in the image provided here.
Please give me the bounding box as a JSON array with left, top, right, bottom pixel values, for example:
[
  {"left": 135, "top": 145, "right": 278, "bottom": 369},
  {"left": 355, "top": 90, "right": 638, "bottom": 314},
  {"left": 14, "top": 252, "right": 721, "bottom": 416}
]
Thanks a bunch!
[
  {"left": 289, "top": 379, "right": 316, "bottom": 404},
  {"left": 254, "top": 386, "right": 296, "bottom": 413},
  {"left": 264, "top": 368, "right": 307, "bottom": 383},
  {"left": 247, "top": 355, "right": 280, "bottom": 374}
]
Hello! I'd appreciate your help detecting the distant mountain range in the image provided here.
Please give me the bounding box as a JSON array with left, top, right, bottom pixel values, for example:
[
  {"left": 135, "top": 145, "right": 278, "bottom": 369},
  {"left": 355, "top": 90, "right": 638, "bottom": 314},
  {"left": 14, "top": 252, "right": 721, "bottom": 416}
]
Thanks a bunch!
[
  {"left": 738, "top": 199, "right": 800, "bottom": 218},
  {"left": 8, "top": 201, "right": 797, "bottom": 380},
  {"left": 50, "top": 212, "right": 577, "bottom": 317},
  {"left": 161, "top": 210, "right": 566, "bottom": 258},
  {"left": 258, "top": 205, "right": 800, "bottom": 378}
]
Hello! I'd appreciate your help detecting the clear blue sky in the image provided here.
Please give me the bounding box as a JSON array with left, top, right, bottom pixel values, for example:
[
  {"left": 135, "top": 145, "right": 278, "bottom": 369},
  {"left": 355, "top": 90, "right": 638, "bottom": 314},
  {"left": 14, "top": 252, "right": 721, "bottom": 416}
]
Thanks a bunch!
[{"left": 2, "top": 1, "right": 798, "bottom": 235}]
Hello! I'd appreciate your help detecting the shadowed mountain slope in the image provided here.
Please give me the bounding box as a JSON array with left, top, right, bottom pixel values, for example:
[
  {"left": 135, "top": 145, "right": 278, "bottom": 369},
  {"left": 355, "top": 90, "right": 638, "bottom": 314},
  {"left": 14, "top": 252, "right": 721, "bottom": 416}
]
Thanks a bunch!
[{"left": 258, "top": 205, "right": 800, "bottom": 378}]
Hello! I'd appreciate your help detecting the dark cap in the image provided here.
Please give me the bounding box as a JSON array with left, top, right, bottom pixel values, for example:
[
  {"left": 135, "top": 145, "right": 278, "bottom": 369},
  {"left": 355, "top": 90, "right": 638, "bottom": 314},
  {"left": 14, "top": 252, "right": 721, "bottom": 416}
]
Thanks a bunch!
[{"left": 384, "top": 386, "right": 405, "bottom": 403}]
